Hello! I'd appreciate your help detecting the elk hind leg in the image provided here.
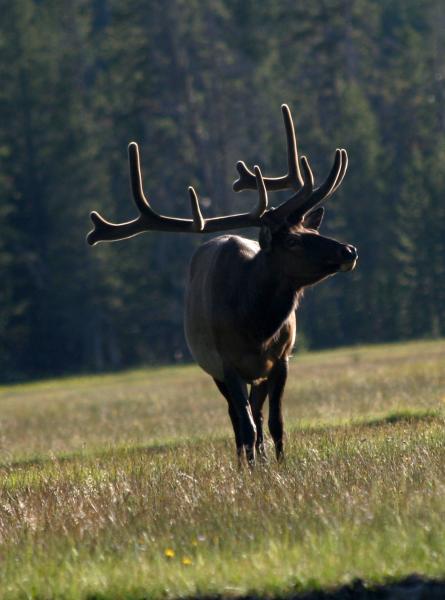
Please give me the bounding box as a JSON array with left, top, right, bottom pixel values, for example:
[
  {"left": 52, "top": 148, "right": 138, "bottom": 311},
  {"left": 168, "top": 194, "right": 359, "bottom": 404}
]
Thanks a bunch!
[
  {"left": 268, "top": 359, "right": 288, "bottom": 462},
  {"left": 213, "top": 378, "right": 243, "bottom": 460}
]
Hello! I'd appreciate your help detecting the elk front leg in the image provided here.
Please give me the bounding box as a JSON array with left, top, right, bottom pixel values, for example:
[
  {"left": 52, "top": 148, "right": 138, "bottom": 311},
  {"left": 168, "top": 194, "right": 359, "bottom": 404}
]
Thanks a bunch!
[
  {"left": 223, "top": 368, "right": 257, "bottom": 465},
  {"left": 268, "top": 358, "right": 288, "bottom": 462},
  {"left": 214, "top": 378, "right": 243, "bottom": 460},
  {"left": 250, "top": 381, "right": 268, "bottom": 460}
]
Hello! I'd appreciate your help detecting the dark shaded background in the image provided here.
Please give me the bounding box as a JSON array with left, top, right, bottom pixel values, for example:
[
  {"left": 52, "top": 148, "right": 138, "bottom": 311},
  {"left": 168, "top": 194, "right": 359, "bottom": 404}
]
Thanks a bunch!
[{"left": 0, "top": 0, "right": 444, "bottom": 381}]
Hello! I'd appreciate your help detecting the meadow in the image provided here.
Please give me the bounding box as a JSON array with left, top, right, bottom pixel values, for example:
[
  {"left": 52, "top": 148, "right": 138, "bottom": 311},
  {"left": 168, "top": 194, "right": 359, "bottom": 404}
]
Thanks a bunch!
[{"left": 0, "top": 339, "right": 444, "bottom": 599}]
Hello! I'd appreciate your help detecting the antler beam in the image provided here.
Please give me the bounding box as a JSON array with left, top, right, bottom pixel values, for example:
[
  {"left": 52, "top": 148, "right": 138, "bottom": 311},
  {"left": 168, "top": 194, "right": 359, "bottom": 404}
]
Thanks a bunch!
[{"left": 87, "top": 143, "right": 271, "bottom": 245}]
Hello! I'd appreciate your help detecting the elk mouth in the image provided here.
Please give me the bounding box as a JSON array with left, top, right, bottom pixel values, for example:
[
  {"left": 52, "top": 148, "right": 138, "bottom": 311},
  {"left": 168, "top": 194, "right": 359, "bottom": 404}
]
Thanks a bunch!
[
  {"left": 325, "top": 258, "right": 357, "bottom": 273},
  {"left": 339, "top": 258, "right": 357, "bottom": 272}
]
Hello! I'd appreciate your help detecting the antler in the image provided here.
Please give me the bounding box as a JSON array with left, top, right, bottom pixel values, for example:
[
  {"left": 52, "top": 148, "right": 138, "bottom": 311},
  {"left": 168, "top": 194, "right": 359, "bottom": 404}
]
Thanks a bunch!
[
  {"left": 233, "top": 104, "right": 348, "bottom": 219},
  {"left": 87, "top": 143, "right": 279, "bottom": 245},
  {"left": 87, "top": 105, "right": 348, "bottom": 245}
]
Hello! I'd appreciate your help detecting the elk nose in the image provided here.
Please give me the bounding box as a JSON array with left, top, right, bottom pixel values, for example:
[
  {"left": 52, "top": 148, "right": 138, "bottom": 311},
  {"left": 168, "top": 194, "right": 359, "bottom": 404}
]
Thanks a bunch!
[{"left": 341, "top": 244, "right": 358, "bottom": 261}]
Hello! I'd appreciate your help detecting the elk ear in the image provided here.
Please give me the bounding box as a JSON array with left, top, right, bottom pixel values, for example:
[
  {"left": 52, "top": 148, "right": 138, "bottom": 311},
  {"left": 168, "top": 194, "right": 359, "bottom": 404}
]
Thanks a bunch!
[
  {"left": 303, "top": 207, "right": 324, "bottom": 230},
  {"left": 259, "top": 225, "right": 273, "bottom": 251}
]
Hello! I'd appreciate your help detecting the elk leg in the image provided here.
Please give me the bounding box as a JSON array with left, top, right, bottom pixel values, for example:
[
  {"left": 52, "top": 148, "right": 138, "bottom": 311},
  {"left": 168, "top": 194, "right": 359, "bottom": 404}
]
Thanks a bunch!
[
  {"left": 250, "top": 381, "right": 268, "bottom": 460},
  {"left": 213, "top": 378, "right": 243, "bottom": 459},
  {"left": 268, "top": 358, "right": 288, "bottom": 462},
  {"left": 223, "top": 368, "right": 257, "bottom": 464}
]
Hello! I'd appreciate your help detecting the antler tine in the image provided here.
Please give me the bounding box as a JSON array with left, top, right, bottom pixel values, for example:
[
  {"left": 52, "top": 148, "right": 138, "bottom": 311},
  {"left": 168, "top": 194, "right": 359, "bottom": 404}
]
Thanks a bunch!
[
  {"left": 128, "top": 142, "right": 158, "bottom": 217},
  {"left": 270, "top": 156, "right": 314, "bottom": 223},
  {"left": 188, "top": 187, "right": 205, "bottom": 232},
  {"left": 233, "top": 104, "right": 303, "bottom": 193},
  {"left": 249, "top": 166, "right": 268, "bottom": 218},
  {"left": 86, "top": 142, "right": 155, "bottom": 245},
  {"left": 232, "top": 160, "right": 255, "bottom": 192},
  {"left": 282, "top": 103, "right": 303, "bottom": 186},
  {"left": 259, "top": 145, "right": 347, "bottom": 227},
  {"left": 87, "top": 210, "right": 143, "bottom": 246},
  {"left": 330, "top": 149, "right": 348, "bottom": 196},
  {"left": 291, "top": 148, "right": 345, "bottom": 218}
]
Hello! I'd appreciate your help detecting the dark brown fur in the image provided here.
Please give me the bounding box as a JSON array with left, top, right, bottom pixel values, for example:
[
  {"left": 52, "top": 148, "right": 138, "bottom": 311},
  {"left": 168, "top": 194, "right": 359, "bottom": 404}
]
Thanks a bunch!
[{"left": 185, "top": 209, "right": 357, "bottom": 463}]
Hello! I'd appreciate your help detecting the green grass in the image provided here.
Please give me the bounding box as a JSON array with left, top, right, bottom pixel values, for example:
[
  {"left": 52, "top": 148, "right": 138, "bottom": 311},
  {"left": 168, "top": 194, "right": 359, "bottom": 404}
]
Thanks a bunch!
[{"left": 0, "top": 339, "right": 444, "bottom": 598}]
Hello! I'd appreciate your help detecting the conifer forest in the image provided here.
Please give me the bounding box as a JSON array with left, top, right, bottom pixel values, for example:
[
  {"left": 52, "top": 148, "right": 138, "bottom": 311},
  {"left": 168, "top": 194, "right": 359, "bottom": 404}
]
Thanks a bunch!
[{"left": 1, "top": 0, "right": 444, "bottom": 381}]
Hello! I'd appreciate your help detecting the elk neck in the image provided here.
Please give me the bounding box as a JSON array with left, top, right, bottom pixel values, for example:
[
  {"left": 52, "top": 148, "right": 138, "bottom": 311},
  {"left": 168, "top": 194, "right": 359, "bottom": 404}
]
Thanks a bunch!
[{"left": 241, "top": 248, "right": 304, "bottom": 343}]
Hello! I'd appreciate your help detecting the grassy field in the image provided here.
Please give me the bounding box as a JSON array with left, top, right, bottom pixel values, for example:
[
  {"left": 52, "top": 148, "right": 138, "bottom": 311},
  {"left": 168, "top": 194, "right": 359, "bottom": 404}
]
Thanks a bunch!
[{"left": 0, "top": 339, "right": 444, "bottom": 598}]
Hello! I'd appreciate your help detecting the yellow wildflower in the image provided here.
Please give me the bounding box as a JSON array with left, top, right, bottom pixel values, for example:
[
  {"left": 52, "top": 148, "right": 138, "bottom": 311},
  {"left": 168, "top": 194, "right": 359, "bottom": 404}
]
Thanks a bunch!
[
  {"left": 181, "top": 556, "right": 192, "bottom": 566},
  {"left": 164, "top": 548, "right": 175, "bottom": 559}
]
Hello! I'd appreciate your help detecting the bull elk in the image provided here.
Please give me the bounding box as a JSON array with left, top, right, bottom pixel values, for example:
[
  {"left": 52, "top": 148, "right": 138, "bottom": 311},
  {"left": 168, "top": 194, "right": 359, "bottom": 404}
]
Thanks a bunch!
[{"left": 87, "top": 105, "right": 358, "bottom": 464}]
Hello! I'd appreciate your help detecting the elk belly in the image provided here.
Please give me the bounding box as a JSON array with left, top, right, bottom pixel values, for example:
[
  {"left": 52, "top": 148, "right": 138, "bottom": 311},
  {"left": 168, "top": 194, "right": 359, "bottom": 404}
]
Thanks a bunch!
[
  {"left": 185, "top": 328, "right": 225, "bottom": 381},
  {"left": 184, "top": 240, "right": 227, "bottom": 382}
]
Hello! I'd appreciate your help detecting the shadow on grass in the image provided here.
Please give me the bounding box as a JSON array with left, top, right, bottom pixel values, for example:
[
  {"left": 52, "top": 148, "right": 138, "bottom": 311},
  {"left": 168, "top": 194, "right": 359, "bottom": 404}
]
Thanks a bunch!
[
  {"left": 358, "top": 409, "right": 442, "bottom": 428},
  {"left": 193, "top": 575, "right": 444, "bottom": 599},
  {"left": 283, "top": 575, "right": 445, "bottom": 599},
  {"left": 2, "top": 409, "right": 443, "bottom": 472},
  {"left": 288, "top": 408, "right": 443, "bottom": 437}
]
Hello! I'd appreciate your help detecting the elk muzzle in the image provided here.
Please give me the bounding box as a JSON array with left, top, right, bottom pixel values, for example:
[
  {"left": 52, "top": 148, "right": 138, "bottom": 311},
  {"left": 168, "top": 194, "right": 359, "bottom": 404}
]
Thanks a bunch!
[{"left": 339, "top": 244, "right": 358, "bottom": 271}]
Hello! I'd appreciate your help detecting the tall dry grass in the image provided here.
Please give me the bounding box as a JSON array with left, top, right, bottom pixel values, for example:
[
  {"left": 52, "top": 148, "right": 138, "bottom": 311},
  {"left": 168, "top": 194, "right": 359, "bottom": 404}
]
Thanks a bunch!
[{"left": 0, "top": 339, "right": 444, "bottom": 598}]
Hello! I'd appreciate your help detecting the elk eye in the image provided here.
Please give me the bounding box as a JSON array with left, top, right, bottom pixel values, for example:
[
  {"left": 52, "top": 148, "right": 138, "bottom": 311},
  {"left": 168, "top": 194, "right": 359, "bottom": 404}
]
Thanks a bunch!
[{"left": 285, "top": 236, "right": 301, "bottom": 249}]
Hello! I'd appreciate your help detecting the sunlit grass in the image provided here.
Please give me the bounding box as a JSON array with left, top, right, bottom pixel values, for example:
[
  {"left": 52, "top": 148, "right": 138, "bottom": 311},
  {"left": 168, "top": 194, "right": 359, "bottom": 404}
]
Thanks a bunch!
[
  {"left": 0, "top": 338, "right": 443, "bottom": 462},
  {"left": 0, "top": 339, "right": 444, "bottom": 598}
]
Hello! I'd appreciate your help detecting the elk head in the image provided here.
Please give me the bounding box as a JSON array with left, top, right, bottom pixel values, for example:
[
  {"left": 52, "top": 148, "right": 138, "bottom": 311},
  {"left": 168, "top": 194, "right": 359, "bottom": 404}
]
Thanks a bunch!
[
  {"left": 232, "top": 104, "right": 357, "bottom": 288},
  {"left": 256, "top": 212, "right": 357, "bottom": 288}
]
